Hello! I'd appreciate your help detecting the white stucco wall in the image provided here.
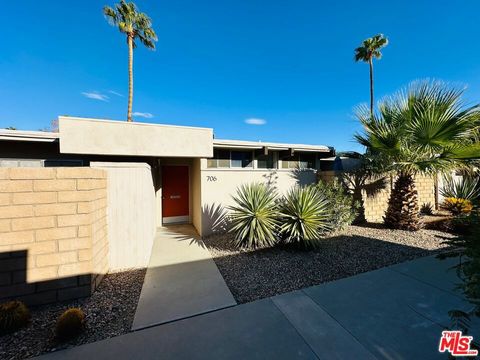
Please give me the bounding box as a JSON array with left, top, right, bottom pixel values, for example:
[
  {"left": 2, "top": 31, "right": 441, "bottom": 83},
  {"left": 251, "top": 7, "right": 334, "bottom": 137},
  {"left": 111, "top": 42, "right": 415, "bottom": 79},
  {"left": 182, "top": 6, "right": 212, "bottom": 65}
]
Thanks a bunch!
[
  {"left": 199, "top": 159, "right": 317, "bottom": 236},
  {"left": 59, "top": 117, "right": 213, "bottom": 158},
  {"left": 91, "top": 162, "right": 156, "bottom": 270}
]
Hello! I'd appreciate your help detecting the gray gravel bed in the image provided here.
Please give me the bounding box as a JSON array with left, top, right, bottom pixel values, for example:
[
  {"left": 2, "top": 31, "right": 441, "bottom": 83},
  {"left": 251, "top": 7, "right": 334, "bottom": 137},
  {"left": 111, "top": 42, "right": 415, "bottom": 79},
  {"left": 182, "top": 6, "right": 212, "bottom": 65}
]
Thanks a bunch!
[
  {"left": 0, "top": 268, "right": 146, "bottom": 360},
  {"left": 204, "top": 225, "right": 455, "bottom": 304}
]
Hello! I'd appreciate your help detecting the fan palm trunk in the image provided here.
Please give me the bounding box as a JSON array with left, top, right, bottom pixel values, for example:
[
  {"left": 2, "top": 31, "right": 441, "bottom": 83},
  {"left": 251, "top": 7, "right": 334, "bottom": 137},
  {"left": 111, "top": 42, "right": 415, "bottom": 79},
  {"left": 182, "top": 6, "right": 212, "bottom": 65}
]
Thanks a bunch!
[
  {"left": 384, "top": 173, "right": 420, "bottom": 231},
  {"left": 127, "top": 35, "right": 134, "bottom": 122},
  {"left": 369, "top": 58, "right": 374, "bottom": 115}
]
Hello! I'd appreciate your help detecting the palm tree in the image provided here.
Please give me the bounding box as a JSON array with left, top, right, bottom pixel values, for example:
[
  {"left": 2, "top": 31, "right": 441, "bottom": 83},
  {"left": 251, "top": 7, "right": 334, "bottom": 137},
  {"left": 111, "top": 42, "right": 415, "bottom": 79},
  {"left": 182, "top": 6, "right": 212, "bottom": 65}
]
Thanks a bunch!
[
  {"left": 355, "top": 80, "right": 480, "bottom": 230},
  {"left": 103, "top": 1, "right": 157, "bottom": 122},
  {"left": 354, "top": 34, "right": 388, "bottom": 115}
]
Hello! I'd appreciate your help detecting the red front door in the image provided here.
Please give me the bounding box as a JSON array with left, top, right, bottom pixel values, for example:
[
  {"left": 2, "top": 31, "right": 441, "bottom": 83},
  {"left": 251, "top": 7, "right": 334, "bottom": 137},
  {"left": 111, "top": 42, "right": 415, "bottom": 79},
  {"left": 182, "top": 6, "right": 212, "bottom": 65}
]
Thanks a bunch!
[{"left": 162, "top": 166, "right": 189, "bottom": 220}]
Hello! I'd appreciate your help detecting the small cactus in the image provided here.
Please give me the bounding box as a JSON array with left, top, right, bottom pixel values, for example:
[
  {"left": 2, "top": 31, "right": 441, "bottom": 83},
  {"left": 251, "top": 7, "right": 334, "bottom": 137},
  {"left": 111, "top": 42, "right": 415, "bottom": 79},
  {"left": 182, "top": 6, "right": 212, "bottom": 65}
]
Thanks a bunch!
[
  {"left": 55, "top": 308, "right": 86, "bottom": 341},
  {"left": 0, "top": 300, "right": 31, "bottom": 335}
]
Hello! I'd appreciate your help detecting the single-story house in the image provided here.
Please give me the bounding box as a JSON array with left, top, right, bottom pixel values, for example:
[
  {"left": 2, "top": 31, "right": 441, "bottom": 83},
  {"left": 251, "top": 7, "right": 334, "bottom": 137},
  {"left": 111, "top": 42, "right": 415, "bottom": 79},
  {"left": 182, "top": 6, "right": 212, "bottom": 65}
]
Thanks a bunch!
[
  {"left": 1, "top": 116, "right": 334, "bottom": 237},
  {"left": 0, "top": 116, "right": 334, "bottom": 276},
  {"left": 0, "top": 116, "right": 439, "bottom": 305}
]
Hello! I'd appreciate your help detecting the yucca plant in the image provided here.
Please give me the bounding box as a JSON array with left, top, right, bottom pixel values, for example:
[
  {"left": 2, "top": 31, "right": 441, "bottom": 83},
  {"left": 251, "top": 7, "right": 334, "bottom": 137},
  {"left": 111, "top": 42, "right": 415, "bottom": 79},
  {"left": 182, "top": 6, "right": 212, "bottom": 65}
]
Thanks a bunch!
[
  {"left": 440, "top": 174, "right": 480, "bottom": 202},
  {"left": 228, "top": 183, "right": 279, "bottom": 249},
  {"left": 279, "top": 185, "right": 332, "bottom": 248}
]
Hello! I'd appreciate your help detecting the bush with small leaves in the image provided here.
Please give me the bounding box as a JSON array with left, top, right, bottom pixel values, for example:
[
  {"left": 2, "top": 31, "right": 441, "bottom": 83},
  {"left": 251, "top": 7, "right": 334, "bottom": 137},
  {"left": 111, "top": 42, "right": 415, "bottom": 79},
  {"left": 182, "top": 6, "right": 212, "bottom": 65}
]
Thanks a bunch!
[
  {"left": 55, "top": 308, "right": 86, "bottom": 342},
  {"left": 0, "top": 300, "right": 31, "bottom": 335},
  {"left": 316, "top": 179, "right": 358, "bottom": 230}
]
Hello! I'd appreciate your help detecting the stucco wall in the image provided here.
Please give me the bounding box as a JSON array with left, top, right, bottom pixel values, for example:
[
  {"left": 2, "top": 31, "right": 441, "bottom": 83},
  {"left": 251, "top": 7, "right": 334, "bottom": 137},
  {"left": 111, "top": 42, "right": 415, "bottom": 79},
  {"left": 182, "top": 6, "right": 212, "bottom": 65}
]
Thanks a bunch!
[
  {"left": 200, "top": 159, "right": 317, "bottom": 236},
  {"left": 0, "top": 167, "right": 108, "bottom": 305},
  {"left": 59, "top": 117, "right": 213, "bottom": 158},
  {"left": 191, "top": 158, "right": 202, "bottom": 235},
  {"left": 91, "top": 162, "right": 156, "bottom": 270}
]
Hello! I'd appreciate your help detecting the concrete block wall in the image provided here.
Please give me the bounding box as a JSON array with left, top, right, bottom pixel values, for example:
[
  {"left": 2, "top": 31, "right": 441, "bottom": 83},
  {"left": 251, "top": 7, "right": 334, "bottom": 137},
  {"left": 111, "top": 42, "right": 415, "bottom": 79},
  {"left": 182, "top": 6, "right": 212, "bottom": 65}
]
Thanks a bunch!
[{"left": 0, "top": 167, "right": 108, "bottom": 305}]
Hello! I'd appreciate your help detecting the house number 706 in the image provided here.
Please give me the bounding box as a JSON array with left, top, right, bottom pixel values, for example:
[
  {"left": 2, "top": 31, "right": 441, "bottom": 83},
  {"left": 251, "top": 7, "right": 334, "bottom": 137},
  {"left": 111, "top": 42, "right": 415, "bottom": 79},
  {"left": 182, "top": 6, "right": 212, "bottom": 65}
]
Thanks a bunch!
[{"left": 207, "top": 176, "right": 217, "bottom": 182}]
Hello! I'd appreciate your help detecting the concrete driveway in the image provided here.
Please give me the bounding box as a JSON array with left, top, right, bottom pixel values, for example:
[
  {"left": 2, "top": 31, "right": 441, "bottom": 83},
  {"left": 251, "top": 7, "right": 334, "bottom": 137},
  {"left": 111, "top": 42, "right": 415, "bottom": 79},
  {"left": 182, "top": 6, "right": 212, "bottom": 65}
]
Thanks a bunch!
[{"left": 37, "top": 255, "right": 477, "bottom": 360}]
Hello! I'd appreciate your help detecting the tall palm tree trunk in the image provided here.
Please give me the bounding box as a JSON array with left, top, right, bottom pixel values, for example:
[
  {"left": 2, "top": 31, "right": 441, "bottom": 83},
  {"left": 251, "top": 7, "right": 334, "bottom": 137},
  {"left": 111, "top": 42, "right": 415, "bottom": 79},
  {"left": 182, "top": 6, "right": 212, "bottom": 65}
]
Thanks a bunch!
[
  {"left": 384, "top": 172, "right": 420, "bottom": 231},
  {"left": 369, "top": 58, "right": 374, "bottom": 116},
  {"left": 127, "top": 35, "right": 134, "bottom": 122}
]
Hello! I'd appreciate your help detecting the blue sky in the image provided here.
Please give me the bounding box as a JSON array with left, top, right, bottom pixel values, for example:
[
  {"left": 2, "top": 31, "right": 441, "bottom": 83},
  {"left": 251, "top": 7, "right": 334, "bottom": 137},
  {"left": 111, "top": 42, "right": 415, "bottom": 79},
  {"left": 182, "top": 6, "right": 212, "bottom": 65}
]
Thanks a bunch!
[{"left": 1, "top": 0, "right": 479, "bottom": 152}]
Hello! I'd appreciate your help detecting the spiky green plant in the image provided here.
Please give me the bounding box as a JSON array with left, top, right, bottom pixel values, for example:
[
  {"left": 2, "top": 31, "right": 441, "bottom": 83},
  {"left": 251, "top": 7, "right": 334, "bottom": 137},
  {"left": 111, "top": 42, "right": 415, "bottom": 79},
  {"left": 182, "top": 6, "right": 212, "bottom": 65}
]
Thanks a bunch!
[
  {"left": 279, "top": 185, "right": 332, "bottom": 247},
  {"left": 228, "top": 183, "right": 279, "bottom": 249},
  {"left": 440, "top": 174, "right": 480, "bottom": 202}
]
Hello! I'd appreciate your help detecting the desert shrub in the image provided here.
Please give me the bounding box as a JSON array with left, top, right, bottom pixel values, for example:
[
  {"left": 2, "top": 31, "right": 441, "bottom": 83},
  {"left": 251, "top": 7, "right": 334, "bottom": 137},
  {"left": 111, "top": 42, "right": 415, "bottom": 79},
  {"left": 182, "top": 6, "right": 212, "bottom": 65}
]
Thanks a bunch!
[
  {"left": 420, "top": 202, "right": 434, "bottom": 215},
  {"left": 0, "top": 300, "right": 30, "bottom": 335},
  {"left": 440, "top": 175, "right": 480, "bottom": 203},
  {"left": 279, "top": 185, "right": 332, "bottom": 248},
  {"left": 55, "top": 308, "right": 86, "bottom": 342},
  {"left": 316, "top": 179, "right": 358, "bottom": 230},
  {"left": 442, "top": 197, "right": 473, "bottom": 216},
  {"left": 228, "top": 183, "right": 280, "bottom": 249}
]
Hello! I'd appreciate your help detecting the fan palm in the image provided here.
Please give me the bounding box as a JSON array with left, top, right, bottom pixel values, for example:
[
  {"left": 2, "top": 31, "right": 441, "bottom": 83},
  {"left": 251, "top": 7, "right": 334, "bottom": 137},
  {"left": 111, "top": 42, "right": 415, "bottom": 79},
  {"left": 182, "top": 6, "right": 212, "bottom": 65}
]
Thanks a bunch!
[
  {"left": 104, "top": 1, "right": 157, "bottom": 122},
  {"left": 354, "top": 34, "right": 388, "bottom": 115},
  {"left": 355, "top": 80, "right": 480, "bottom": 230}
]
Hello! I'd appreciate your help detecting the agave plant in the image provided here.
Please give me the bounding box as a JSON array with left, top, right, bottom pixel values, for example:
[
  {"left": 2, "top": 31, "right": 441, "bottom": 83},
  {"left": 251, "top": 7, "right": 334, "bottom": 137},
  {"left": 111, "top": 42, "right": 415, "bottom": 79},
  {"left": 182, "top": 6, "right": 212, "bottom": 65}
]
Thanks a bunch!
[
  {"left": 279, "top": 185, "right": 332, "bottom": 247},
  {"left": 440, "top": 174, "right": 480, "bottom": 202},
  {"left": 228, "top": 183, "right": 279, "bottom": 249}
]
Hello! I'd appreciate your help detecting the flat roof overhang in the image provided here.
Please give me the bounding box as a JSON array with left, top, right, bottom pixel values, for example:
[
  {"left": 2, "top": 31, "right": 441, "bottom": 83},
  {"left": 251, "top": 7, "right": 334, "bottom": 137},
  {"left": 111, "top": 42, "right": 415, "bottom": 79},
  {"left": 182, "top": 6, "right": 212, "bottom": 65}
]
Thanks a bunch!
[
  {"left": 58, "top": 117, "right": 213, "bottom": 158},
  {"left": 213, "top": 139, "right": 332, "bottom": 153},
  {"left": 0, "top": 129, "right": 58, "bottom": 143}
]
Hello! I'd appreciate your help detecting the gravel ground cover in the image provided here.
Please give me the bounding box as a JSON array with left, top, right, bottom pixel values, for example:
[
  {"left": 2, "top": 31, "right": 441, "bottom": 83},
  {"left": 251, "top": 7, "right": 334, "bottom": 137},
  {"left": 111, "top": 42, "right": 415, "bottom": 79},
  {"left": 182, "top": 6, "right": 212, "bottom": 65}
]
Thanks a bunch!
[
  {"left": 204, "top": 224, "right": 456, "bottom": 304},
  {"left": 0, "top": 268, "right": 146, "bottom": 360}
]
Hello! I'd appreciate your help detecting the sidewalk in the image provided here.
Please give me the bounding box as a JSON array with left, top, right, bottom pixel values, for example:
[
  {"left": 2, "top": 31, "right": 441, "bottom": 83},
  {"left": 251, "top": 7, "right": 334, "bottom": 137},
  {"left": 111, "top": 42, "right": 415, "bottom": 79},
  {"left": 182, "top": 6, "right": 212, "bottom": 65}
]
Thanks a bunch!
[{"left": 37, "top": 255, "right": 475, "bottom": 360}]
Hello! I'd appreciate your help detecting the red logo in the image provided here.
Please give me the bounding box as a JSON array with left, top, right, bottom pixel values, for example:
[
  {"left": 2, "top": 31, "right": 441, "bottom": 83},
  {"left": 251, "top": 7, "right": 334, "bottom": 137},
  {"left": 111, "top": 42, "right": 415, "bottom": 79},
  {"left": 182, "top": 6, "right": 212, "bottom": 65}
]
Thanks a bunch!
[{"left": 439, "top": 331, "right": 478, "bottom": 357}]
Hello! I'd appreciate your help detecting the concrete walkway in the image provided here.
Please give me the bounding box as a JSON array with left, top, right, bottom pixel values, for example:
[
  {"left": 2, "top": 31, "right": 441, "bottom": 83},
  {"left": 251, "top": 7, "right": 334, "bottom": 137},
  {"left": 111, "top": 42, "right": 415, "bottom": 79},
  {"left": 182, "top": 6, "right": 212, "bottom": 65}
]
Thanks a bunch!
[
  {"left": 131, "top": 225, "right": 236, "bottom": 330},
  {"left": 37, "top": 255, "right": 478, "bottom": 360}
]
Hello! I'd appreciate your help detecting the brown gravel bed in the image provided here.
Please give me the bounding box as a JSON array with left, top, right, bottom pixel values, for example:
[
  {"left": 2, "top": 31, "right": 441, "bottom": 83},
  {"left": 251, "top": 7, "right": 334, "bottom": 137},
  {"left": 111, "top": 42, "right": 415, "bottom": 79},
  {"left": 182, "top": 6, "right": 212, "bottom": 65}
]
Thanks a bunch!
[
  {"left": 0, "top": 268, "right": 146, "bottom": 360},
  {"left": 204, "top": 224, "right": 456, "bottom": 304}
]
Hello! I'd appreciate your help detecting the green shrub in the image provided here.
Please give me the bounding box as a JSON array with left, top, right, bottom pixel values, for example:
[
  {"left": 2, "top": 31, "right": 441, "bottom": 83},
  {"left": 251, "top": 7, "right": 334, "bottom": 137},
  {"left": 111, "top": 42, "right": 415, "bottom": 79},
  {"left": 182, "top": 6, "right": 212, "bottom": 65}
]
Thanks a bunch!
[
  {"left": 55, "top": 308, "right": 86, "bottom": 342},
  {"left": 228, "top": 183, "right": 280, "bottom": 249},
  {"left": 279, "top": 185, "right": 332, "bottom": 247},
  {"left": 0, "top": 300, "right": 31, "bottom": 335},
  {"left": 316, "top": 179, "right": 358, "bottom": 230}
]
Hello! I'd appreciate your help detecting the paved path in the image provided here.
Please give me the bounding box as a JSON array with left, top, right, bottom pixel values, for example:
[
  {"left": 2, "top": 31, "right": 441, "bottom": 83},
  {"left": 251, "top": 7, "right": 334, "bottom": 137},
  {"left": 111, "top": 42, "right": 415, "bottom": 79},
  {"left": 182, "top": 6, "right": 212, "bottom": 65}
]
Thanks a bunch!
[
  {"left": 131, "top": 225, "right": 236, "bottom": 330},
  {"left": 38, "top": 255, "right": 478, "bottom": 359}
]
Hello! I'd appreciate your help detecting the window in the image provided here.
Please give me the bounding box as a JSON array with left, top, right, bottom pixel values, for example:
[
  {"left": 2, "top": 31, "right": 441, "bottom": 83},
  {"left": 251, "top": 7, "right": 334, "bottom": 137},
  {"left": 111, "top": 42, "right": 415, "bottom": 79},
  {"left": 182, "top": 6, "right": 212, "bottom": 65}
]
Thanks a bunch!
[
  {"left": 231, "top": 151, "right": 253, "bottom": 168},
  {"left": 207, "top": 149, "right": 230, "bottom": 168},
  {"left": 281, "top": 153, "right": 317, "bottom": 169},
  {"left": 257, "top": 152, "right": 275, "bottom": 169},
  {"left": 207, "top": 149, "right": 253, "bottom": 168}
]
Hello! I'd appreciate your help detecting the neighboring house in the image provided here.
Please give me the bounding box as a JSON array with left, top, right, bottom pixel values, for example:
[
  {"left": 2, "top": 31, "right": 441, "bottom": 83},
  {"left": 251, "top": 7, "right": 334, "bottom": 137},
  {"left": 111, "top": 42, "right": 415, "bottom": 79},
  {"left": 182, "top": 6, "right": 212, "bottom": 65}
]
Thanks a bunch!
[{"left": 0, "top": 117, "right": 334, "bottom": 274}]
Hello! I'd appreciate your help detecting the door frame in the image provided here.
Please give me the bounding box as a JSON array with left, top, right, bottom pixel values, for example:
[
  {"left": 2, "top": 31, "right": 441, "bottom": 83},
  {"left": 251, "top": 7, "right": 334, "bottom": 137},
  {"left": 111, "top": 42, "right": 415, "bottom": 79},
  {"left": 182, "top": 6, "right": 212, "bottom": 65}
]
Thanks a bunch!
[{"left": 160, "top": 164, "right": 192, "bottom": 225}]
